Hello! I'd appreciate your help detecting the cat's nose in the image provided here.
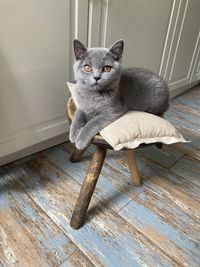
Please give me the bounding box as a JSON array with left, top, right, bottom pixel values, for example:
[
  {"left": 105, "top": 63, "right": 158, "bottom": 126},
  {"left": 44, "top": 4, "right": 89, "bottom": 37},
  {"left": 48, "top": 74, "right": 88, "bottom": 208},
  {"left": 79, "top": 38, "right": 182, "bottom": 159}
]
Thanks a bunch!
[{"left": 94, "top": 76, "right": 100, "bottom": 81}]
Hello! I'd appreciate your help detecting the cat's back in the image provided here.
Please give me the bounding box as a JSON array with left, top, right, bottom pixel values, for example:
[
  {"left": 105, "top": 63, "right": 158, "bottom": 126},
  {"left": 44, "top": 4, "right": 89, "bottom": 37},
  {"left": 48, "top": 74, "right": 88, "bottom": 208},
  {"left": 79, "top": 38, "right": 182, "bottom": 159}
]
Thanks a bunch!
[
  {"left": 119, "top": 67, "right": 167, "bottom": 99},
  {"left": 119, "top": 67, "right": 169, "bottom": 115},
  {"left": 120, "top": 67, "right": 164, "bottom": 87}
]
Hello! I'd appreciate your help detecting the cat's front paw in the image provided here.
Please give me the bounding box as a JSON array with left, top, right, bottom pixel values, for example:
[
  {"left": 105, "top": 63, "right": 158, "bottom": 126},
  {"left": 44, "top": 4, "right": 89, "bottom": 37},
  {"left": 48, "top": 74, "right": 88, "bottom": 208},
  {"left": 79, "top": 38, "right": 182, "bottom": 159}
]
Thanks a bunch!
[
  {"left": 69, "top": 129, "right": 78, "bottom": 143},
  {"left": 75, "top": 136, "right": 90, "bottom": 150}
]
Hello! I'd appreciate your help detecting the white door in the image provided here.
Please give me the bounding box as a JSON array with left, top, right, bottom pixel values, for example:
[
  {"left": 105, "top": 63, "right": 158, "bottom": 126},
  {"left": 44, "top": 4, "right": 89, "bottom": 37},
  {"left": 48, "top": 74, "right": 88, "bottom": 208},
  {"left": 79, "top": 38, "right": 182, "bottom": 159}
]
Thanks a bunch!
[
  {"left": 99, "top": 0, "right": 173, "bottom": 73},
  {"left": 189, "top": 33, "right": 200, "bottom": 83}
]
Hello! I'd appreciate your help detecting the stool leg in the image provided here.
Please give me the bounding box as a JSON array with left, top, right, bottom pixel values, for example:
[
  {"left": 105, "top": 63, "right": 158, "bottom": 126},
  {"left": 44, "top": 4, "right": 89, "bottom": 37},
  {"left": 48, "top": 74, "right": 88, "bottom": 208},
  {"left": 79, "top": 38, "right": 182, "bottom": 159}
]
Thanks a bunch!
[
  {"left": 126, "top": 149, "right": 142, "bottom": 187},
  {"left": 70, "top": 145, "right": 107, "bottom": 229},
  {"left": 70, "top": 148, "right": 86, "bottom": 163}
]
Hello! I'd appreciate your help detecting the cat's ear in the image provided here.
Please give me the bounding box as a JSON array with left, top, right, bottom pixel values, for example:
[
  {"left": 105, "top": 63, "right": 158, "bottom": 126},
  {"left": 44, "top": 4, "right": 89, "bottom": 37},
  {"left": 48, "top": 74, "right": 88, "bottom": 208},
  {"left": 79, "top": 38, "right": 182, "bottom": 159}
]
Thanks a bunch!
[
  {"left": 109, "top": 39, "right": 124, "bottom": 61},
  {"left": 73, "top": 39, "right": 87, "bottom": 60}
]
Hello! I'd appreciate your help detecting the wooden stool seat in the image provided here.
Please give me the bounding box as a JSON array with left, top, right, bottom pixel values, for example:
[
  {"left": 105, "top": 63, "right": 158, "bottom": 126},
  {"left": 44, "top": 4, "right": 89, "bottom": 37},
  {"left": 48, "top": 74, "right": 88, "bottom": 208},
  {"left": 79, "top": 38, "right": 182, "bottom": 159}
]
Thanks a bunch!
[{"left": 67, "top": 97, "right": 143, "bottom": 229}]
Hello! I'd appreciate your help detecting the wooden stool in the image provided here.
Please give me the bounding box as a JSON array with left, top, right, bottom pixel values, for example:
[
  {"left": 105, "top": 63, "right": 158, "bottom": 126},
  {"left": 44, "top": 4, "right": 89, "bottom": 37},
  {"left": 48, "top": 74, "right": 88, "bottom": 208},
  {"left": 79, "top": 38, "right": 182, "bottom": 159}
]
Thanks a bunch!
[{"left": 67, "top": 97, "right": 142, "bottom": 229}]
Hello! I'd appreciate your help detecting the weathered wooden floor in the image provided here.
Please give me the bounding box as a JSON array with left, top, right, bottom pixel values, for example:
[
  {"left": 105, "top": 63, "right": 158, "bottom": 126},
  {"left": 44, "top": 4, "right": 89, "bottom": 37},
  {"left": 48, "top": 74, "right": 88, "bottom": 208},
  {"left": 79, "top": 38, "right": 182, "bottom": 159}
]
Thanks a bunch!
[{"left": 0, "top": 85, "right": 200, "bottom": 267}]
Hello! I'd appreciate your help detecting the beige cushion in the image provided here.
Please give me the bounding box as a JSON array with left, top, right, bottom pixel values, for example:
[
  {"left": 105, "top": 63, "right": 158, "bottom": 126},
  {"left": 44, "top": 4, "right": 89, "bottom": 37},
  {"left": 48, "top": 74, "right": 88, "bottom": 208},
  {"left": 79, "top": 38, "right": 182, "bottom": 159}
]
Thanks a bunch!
[
  {"left": 100, "top": 111, "right": 188, "bottom": 150},
  {"left": 67, "top": 82, "right": 188, "bottom": 150}
]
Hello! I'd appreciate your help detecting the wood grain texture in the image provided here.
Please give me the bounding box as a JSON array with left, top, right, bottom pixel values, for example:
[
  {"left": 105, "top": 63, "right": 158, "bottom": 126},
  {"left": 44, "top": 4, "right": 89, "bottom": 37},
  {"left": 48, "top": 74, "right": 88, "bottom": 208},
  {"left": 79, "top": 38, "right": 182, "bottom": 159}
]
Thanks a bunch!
[
  {"left": 43, "top": 145, "right": 133, "bottom": 212},
  {"left": 165, "top": 106, "right": 200, "bottom": 135},
  {"left": 60, "top": 250, "right": 95, "bottom": 267},
  {"left": 170, "top": 155, "right": 200, "bottom": 187},
  {"left": 171, "top": 128, "right": 200, "bottom": 160},
  {"left": 171, "top": 92, "right": 200, "bottom": 113},
  {"left": 137, "top": 144, "right": 184, "bottom": 168},
  {"left": 0, "top": 168, "right": 77, "bottom": 267},
  {"left": 168, "top": 104, "right": 200, "bottom": 127},
  {"left": 6, "top": 156, "right": 179, "bottom": 267},
  {"left": 119, "top": 188, "right": 200, "bottom": 266},
  {"left": 100, "top": 160, "right": 200, "bottom": 242}
]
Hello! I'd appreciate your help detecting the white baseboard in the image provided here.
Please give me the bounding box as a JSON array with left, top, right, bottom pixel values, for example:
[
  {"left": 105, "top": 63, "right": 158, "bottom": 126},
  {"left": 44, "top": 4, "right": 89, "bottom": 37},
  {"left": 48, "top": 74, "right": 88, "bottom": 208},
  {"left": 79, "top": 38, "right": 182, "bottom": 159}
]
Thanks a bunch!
[
  {"left": 0, "top": 116, "right": 69, "bottom": 166},
  {"left": 169, "top": 80, "right": 200, "bottom": 99}
]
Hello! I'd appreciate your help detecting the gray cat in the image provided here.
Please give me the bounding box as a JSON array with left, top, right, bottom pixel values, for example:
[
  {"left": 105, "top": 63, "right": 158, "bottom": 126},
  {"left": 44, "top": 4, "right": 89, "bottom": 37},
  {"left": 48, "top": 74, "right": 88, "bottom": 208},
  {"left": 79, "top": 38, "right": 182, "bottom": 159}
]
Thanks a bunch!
[{"left": 69, "top": 39, "right": 169, "bottom": 149}]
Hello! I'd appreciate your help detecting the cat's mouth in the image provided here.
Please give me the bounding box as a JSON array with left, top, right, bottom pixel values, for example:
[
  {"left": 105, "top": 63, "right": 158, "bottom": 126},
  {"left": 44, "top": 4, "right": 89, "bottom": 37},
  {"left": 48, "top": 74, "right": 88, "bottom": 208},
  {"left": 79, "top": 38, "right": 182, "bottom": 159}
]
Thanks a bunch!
[
  {"left": 92, "top": 83, "right": 100, "bottom": 88},
  {"left": 92, "top": 80, "right": 100, "bottom": 85},
  {"left": 90, "top": 83, "right": 103, "bottom": 91},
  {"left": 91, "top": 80, "right": 112, "bottom": 90},
  {"left": 91, "top": 81, "right": 101, "bottom": 87}
]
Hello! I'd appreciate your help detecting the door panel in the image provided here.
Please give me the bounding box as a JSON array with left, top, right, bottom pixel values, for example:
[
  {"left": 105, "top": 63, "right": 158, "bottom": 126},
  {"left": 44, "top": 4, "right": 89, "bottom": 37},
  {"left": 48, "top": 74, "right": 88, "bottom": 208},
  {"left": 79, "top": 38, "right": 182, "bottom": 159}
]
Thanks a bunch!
[
  {"left": 102, "top": 0, "right": 173, "bottom": 73},
  {"left": 168, "top": 0, "right": 200, "bottom": 83}
]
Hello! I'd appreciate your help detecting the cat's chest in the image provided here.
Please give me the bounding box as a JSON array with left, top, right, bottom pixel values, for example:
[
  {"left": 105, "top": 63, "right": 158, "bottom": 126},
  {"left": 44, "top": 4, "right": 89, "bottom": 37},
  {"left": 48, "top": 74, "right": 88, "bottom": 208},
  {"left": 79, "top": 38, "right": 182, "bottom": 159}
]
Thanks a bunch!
[
  {"left": 77, "top": 93, "right": 102, "bottom": 111},
  {"left": 74, "top": 90, "right": 109, "bottom": 114}
]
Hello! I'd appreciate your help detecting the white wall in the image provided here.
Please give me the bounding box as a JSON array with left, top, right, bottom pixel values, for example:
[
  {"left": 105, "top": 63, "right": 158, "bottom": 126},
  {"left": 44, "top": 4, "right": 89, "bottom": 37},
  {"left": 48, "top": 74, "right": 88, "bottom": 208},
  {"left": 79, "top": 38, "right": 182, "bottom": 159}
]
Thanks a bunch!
[{"left": 0, "top": 0, "right": 70, "bottom": 164}]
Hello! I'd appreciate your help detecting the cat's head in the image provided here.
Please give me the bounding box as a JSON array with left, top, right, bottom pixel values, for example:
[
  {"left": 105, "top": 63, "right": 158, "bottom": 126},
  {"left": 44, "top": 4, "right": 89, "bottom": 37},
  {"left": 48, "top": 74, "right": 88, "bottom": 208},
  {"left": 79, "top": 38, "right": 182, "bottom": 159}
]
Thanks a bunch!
[{"left": 73, "top": 39, "right": 124, "bottom": 90}]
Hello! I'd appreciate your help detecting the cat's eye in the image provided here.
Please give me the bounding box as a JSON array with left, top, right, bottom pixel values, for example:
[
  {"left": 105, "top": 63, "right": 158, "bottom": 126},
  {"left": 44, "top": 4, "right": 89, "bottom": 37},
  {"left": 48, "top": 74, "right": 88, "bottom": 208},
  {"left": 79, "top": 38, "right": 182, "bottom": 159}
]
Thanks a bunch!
[
  {"left": 83, "top": 64, "right": 92, "bottom": 72},
  {"left": 103, "top": 66, "right": 112, "bottom": 72}
]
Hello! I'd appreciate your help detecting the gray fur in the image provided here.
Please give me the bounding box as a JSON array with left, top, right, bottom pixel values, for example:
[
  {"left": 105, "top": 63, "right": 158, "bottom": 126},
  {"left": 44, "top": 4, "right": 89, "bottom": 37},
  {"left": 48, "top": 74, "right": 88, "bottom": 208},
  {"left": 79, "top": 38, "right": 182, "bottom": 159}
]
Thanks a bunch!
[{"left": 70, "top": 39, "right": 169, "bottom": 149}]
